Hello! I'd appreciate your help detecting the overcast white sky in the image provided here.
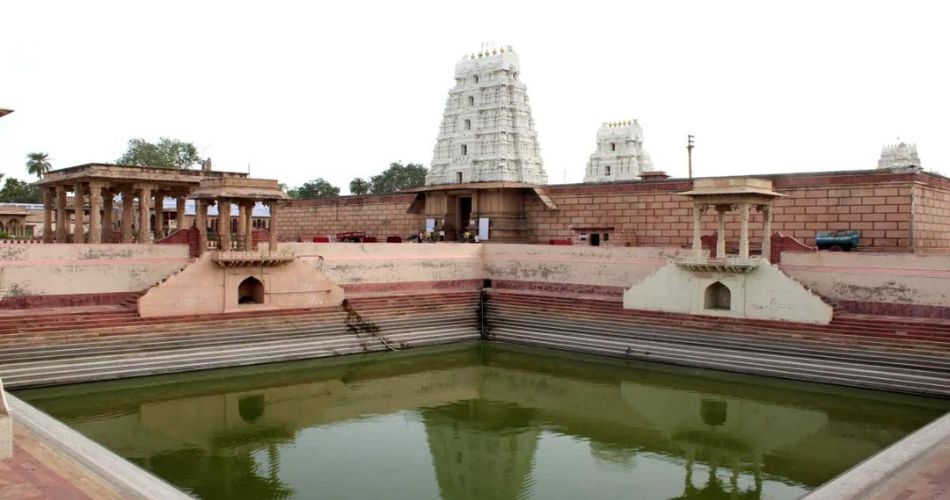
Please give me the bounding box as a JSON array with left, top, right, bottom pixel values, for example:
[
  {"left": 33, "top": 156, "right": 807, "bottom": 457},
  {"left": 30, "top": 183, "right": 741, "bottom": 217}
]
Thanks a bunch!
[{"left": 2, "top": 1, "right": 947, "bottom": 192}]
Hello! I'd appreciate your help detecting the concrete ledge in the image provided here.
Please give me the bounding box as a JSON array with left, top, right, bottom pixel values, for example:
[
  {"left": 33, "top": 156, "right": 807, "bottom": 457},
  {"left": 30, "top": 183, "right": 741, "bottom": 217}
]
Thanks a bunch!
[
  {"left": 6, "top": 393, "right": 190, "bottom": 499},
  {"left": 0, "top": 379, "right": 10, "bottom": 459},
  {"left": 804, "top": 411, "right": 950, "bottom": 499}
]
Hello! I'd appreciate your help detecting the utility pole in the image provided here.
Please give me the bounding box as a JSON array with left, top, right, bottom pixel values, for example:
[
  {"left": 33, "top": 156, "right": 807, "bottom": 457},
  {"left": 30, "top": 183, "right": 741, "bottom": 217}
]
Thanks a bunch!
[{"left": 687, "top": 134, "right": 695, "bottom": 179}]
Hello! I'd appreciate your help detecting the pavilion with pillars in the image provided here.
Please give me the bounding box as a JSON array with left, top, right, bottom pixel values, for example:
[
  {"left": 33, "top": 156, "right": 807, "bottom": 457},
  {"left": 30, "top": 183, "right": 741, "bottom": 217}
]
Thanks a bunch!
[
  {"left": 188, "top": 176, "right": 288, "bottom": 255},
  {"left": 35, "top": 164, "right": 248, "bottom": 244}
]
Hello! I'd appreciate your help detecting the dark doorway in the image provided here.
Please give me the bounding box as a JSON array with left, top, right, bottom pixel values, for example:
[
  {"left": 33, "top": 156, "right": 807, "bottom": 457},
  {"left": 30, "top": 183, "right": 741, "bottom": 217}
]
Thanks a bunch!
[
  {"left": 238, "top": 276, "right": 264, "bottom": 305},
  {"left": 459, "top": 197, "right": 473, "bottom": 235},
  {"left": 704, "top": 281, "right": 731, "bottom": 310},
  {"left": 590, "top": 233, "right": 601, "bottom": 246}
]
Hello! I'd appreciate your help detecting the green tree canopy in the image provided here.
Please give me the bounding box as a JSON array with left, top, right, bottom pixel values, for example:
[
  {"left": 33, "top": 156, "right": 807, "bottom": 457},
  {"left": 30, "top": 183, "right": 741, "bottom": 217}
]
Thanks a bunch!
[
  {"left": 0, "top": 177, "right": 41, "bottom": 203},
  {"left": 287, "top": 178, "right": 340, "bottom": 199},
  {"left": 349, "top": 177, "right": 370, "bottom": 196},
  {"left": 369, "top": 162, "right": 427, "bottom": 195},
  {"left": 117, "top": 138, "right": 202, "bottom": 169},
  {"left": 25, "top": 152, "right": 52, "bottom": 178}
]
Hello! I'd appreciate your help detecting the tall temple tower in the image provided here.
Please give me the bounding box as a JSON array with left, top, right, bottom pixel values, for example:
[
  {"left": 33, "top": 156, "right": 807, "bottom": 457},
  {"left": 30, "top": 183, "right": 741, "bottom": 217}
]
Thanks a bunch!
[
  {"left": 583, "top": 120, "right": 654, "bottom": 183},
  {"left": 426, "top": 46, "right": 547, "bottom": 186}
]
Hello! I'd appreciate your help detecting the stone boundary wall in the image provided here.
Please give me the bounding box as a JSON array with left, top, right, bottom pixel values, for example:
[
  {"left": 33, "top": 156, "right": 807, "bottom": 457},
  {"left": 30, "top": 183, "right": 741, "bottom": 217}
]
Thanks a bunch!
[
  {"left": 0, "top": 378, "right": 10, "bottom": 460},
  {"left": 0, "top": 244, "right": 191, "bottom": 301},
  {"left": 781, "top": 252, "right": 950, "bottom": 318},
  {"left": 525, "top": 170, "right": 945, "bottom": 252},
  {"left": 275, "top": 195, "right": 422, "bottom": 242},
  {"left": 913, "top": 176, "right": 950, "bottom": 252}
]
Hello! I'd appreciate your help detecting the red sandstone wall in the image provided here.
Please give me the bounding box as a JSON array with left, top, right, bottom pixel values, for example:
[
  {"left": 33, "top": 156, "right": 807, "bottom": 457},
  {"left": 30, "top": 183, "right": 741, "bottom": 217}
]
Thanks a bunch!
[
  {"left": 913, "top": 178, "right": 950, "bottom": 252},
  {"left": 526, "top": 170, "right": 941, "bottom": 252},
  {"left": 276, "top": 195, "right": 423, "bottom": 241}
]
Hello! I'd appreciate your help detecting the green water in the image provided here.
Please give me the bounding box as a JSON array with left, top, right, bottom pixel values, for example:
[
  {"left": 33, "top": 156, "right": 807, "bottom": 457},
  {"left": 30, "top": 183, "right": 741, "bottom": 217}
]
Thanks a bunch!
[{"left": 16, "top": 343, "right": 948, "bottom": 500}]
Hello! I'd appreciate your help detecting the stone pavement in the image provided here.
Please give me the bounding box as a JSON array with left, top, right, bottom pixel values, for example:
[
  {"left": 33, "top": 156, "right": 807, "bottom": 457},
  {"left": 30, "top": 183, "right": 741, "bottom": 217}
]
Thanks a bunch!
[
  {"left": 865, "top": 432, "right": 950, "bottom": 500},
  {"left": 0, "top": 421, "right": 124, "bottom": 500}
]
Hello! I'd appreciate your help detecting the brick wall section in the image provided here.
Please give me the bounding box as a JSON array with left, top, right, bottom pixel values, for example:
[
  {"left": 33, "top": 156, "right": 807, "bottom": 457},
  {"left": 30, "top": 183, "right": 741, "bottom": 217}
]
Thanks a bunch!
[
  {"left": 913, "top": 176, "right": 950, "bottom": 252},
  {"left": 272, "top": 170, "right": 950, "bottom": 252},
  {"left": 276, "top": 194, "right": 423, "bottom": 241},
  {"left": 526, "top": 170, "right": 947, "bottom": 252}
]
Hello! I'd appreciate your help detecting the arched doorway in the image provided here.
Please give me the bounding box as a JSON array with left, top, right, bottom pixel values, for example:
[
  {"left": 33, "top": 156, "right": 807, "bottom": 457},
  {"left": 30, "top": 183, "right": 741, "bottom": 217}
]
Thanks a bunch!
[
  {"left": 238, "top": 276, "right": 264, "bottom": 305},
  {"left": 704, "top": 281, "right": 731, "bottom": 310}
]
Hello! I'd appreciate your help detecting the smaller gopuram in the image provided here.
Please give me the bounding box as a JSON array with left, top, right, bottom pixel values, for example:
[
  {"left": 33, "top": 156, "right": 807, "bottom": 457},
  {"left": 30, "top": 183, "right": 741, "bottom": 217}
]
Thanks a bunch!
[
  {"left": 878, "top": 141, "right": 922, "bottom": 170},
  {"left": 584, "top": 120, "right": 654, "bottom": 182}
]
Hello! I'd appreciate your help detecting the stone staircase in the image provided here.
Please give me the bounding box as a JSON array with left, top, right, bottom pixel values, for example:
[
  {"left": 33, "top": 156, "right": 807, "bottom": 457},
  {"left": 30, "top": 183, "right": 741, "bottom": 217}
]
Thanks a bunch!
[
  {"left": 483, "top": 289, "right": 950, "bottom": 397},
  {"left": 0, "top": 291, "right": 481, "bottom": 389}
]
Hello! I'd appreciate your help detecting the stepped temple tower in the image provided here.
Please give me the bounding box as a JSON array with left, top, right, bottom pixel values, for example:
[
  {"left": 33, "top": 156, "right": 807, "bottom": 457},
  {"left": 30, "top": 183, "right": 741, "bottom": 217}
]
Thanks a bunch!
[
  {"left": 584, "top": 120, "right": 654, "bottom": 182},
  {"left": 426, "top": 46, "right": 547, "bottom": 186},
  {"left": 878, "top": 141, "right": 922, "bottom": 170}
]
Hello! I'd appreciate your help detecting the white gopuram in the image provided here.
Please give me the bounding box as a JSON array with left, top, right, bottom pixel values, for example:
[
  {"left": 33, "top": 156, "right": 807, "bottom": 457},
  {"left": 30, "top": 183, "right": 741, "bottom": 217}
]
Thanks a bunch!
[
  {"left": 878, "top": 142, "right": 922, "bottom": 170},
  {"left": 584, "top": 120, "right": 654, "bottom": 183},
  {"left": 426, "top": 46, "right": 547, "bottom": 186}
]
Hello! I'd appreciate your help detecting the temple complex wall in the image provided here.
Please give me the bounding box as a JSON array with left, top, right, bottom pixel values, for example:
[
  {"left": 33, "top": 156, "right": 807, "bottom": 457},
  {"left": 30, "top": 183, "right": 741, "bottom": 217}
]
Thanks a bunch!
[
  {"left": 0, "top": 244, "right": 190, "bottom": 305},
  {"left": 913, "top": 179, "right": 950, "bottom": 252},
  {"left": 781, "top": 252, "right": 950, "bottom": 317},
  {"left": 275, "top": 195, "right": 422, "bottom": 242}
]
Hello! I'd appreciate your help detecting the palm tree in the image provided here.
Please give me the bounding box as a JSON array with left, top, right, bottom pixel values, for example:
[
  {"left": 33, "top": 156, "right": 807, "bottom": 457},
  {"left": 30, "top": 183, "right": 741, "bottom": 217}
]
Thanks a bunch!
[
  {"left": 349, "top": 177, "right": 370, "bottom": 196},
  {"left": 25, "top": 152, "right": 52, "bottom": 178}
]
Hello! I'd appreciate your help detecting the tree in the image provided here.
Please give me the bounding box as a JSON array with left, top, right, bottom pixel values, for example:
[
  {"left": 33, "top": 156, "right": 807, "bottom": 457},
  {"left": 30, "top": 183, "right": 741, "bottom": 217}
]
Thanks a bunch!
[
  {"left": 287, "top": 178, "right": 340, "bottom": 199},
  {"left": 369, "top": 162, "right": 427, "bottom": 194},
  {"left": 117, "top": 137, "right": 202, "bottom": 169},
  {"left": 0, "top": 177, "right": 41, "bottom": 203},
  {"left": 25, "top": 152, "right": 52, "bottom": 178},
  {"left": 349, "top": 177, "right": 370, "bottom": 196}
]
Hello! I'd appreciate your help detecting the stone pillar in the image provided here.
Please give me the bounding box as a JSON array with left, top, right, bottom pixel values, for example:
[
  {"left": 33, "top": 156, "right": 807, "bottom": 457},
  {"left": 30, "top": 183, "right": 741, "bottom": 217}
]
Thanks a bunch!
[
  {"left": 176, "top": 197, "right": 187, "bottom": 231},
  {"left": 138, "top": 186, "right": 152, "bottom": 243},
  {"left": 88, "top": 182, "right": 103, "bottom": 244},
  {"left": 72, "top": 184, "right": 86, "bottom": 244},
  {"left": 268, "top": 202, "right": 278, "bottom": 252},
  {"left": 761, "top": 205, "right": 772, "bottom": 263},
  {"left": 738, "top": 203, "right": 750, "bottom": 259},
  {"left": 716, "top": 206, "right": 727, "bottom": 258},
  {"left": 56, "top": 186, "right": 68, "bottom": 242},
  {"left": 101, "top": 191, "right": 114, "bottom": 243},
  {"left": 42, "top": 189, "right": 54, "bottom": 243},
  {"left": 153, "top": 191, "right": 164, "bottom": 240},
  {"left": 244, "top": 203, "right": 254, "bottom": 251},
  {"left": 196, "top": 200, "right": 208, "bottom": 255},
  {"left": 237, "top": 204, "right": 247, "bottom": 248},
  {"left": 218, "top": 199, "right": 231, "bottom": 251},
  {"left": 692, "top": 203, "right": 703, "bottom": 257},
  {"left": 121, "top": 189, "right": 134, "bottom": 243}
]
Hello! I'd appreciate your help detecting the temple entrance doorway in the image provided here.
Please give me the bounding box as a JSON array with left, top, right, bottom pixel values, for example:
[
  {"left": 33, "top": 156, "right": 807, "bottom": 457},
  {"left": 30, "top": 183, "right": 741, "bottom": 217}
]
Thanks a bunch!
[
  {"left": 238, "top": 276, "right": 264, "bottom": 305},
  {"left": 458, "top": 196, "right": 472, "bottom": 238}
]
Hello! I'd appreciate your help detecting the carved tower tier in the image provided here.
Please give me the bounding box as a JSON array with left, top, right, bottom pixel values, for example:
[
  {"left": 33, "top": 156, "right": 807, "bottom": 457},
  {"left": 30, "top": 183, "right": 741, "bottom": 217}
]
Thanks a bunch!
[
  {"left": 426, "top": 46, "right": 547, "bottom": 186},
  {"left": 584, "top": 120, "right": 654, "bottom": 183}
]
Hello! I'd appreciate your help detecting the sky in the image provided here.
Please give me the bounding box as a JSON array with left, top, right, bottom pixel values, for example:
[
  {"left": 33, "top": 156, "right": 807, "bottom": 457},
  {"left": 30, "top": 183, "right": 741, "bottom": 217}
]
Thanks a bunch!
[{"left": 2, "top": 1, "right": 948, "bottom": 193}]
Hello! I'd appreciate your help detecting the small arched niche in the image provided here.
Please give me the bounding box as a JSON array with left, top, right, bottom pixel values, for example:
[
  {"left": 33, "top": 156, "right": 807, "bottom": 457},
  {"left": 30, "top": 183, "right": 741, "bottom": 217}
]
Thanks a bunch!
[
  {"left": 238, "top": 276, "right": 264, "bottom": 305},
  {"left": 704, "top": 281, "right": 731, "bottom": 310}
]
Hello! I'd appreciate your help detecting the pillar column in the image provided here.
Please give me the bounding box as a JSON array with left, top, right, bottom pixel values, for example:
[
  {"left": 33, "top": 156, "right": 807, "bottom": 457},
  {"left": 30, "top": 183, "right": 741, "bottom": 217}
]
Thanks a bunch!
[
  {"left": 42, "top": 189, "right": 54, "bottom": 243},
  {"left": 196, "top": 200, "right": 208, "bottom": 256},
  {"left": 692, "top": 203, "right": 703, "bottom": 257},
  {"left": 218, "top": 199, "right": 231, "bottom": 251},
  {"left": 138, "top": 186, "right": 152, "bottom": 243},
  {"left": 176, "top": 196, "right": 187, "bottom": 231},
  {"left": 101, "top": 190, "right": 114, "bottom": 243},
  {"left": 153, "top": 190, "right": 164, "bottom": 240},
  {"left": 121, "top": 189, "right": 134, "bottom": 243},
  {"left": 88, "top": 182, "right": 102, "bottom": 244},
  {"left": 237, "top": 203, "right": 247, "bottom": 248},
  {"left": 761, "top": 205, "right": 772, "bottom": 262},
  {"left": 738, "top": 203, "right": 750, "bottom": 259},
  {"left": 268, "top": 202, "right": 278, "bottom": 252},
  {"left": 72, "top": 184, "right": 86, "bottom": 244},
  {"left": 716, "top": 206, "right": 727, "bottom": 258},
  {"left": 244, "top": 202, "right": 254, "bottom": 251},
  {"left": 56, "top": 186, "right": 68, "bottom": 242}
]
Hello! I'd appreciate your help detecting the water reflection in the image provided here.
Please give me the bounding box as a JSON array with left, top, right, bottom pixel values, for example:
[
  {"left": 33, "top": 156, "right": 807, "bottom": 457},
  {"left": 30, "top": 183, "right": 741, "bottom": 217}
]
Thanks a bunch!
[{"left": 17, "top": 344, "right": 948, "bottom": 500}]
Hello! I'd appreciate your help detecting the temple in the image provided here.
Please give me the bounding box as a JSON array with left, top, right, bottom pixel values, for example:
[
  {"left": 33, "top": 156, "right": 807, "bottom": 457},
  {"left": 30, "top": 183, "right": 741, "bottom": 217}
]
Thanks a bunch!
[
  {"left": 584, "top": 120, "right": 654, "bottom": 182},
  {"left": 878, "top": 141, "right": 922, "bottom": 170},
  {"left": 425, "top": 46, "right": 546, "bottom": 186}
]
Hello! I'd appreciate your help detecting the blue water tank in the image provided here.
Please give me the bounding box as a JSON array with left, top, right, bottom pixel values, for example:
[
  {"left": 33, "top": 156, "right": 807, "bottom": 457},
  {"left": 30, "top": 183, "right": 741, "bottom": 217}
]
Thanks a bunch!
[{"left": 816, "top": 230, "right": 860, "bottom": 251}]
